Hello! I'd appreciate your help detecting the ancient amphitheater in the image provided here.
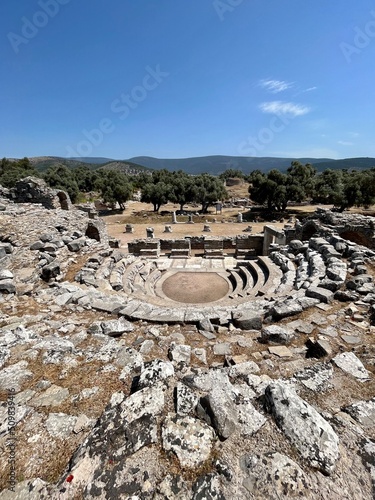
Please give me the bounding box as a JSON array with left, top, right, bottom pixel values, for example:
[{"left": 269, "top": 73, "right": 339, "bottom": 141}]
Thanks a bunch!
[{"left": 1, "top": 178, "right": 375, "bottom": 499}]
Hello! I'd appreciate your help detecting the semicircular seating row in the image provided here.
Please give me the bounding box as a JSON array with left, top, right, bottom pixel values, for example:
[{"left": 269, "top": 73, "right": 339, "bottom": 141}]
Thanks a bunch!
[{"left": 68, "top": 233, "right": 375, "bottom": 323}]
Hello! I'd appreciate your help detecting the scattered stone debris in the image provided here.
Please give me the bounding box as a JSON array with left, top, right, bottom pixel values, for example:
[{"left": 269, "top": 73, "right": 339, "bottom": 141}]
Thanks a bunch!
[{"left": 0, "top": 193, "right": 374, "bottom": 498}]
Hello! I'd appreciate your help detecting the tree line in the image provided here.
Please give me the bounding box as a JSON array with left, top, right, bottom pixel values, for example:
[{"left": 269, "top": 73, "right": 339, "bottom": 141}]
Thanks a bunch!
[
  {"left": 248, "top": 161, "right": 375, "bottom": 212},
  {"left": 0, "top": 158, "right": 227, "bottom": 213},
  {"left": 1, "top": 157, "right": 375, "bottom": 213}
]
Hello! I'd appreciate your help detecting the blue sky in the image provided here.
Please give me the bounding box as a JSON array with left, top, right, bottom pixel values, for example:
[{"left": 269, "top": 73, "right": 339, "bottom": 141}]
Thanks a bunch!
[{"left": 1, "top": 0, "right": 375, "bottom": 160}]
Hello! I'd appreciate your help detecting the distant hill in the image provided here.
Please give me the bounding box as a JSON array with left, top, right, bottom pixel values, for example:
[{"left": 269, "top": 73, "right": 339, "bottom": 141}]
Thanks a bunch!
[
  {"left": 68, "top": 157, "right": 115, "bottom": 164},
  {"left": 10, "top": 155, "right": 375, "bottom": 176},
  {"left": 309, "top": 157, "right": 375, "bottom": 172},
  {"left": 27, "top": 156, "right": 150, "bottom": 175},
  {"left": 128, "top": 155, "right": 375, "bottom": 175},
  {"left": 28, "top": 156, "right": 92, "bottom": 172},
  {"left": 98, "top": 160, "right": 152, "bottom": 175}
]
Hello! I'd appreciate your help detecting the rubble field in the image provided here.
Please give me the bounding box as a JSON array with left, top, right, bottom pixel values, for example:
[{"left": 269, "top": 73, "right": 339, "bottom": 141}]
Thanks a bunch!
[{"left": 0, "top": 179, "right": 375, "bottom": 499}]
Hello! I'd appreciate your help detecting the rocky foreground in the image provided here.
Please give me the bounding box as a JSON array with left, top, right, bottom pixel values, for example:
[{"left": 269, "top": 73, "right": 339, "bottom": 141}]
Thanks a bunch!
[{"left": 0, "top": 187, "right": 375, "bottom": 499}]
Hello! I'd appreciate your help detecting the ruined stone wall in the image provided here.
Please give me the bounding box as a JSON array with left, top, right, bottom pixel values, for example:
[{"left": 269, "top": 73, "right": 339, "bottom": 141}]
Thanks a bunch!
[
  {"left": 298, "top": 208, "right": 375, "bottom": 248},
  {"left": 11, "top": 177, "right": 72, "bottom": 210},
  {"left": 128, "top": 235, "right": 264, "bottom": 255}
]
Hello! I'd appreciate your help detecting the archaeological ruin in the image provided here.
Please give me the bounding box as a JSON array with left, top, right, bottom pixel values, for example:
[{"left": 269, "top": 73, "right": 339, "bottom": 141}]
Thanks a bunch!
[{"left": 0, "top": 178, "right": 375, "bottom": 499}]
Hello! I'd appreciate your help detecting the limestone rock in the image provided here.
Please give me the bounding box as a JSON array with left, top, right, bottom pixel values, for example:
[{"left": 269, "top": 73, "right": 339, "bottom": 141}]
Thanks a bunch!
[
  {"left": 268, "top": 346, "right": 293, "bottom": 358},
  {"left": 0, "top": 270, "right": 13, "bottom": 280},
  {"left": 191, "top": 474, "right": 225, "bottom": 500},
  {"left": 342, "top": 399, "right": 375, "bottom": 427},
  {"left": 332, "top": 352, "right": 370, "bottom": 381},
  {"left": 175, "top": 382, "right": 198, "bottom": 416},
  {"left": 237, "top": 399, "right": 267, "bottom": 437},
  {"left": 200, "top": 385, "right": 238, "bottom": 439},
  {"left": 67, "top": 238, "right": 86, "bottom": 252},
  {"left": 305, "top": 337, "right": 332, "bottom": 358},
  {"left": 306, "top": 286, "right": 334, "bottom": 303},
  {"left": 116, "top": 348, "right": 143, "bottom": 379},
  {"left": 193, "top": 347, "right": 207, "bottom": 365},
  {"left": 162, "top": 414, "right": 215, "bottom": 468},
  {"left": 45, "top": 413, "right": 77, "bottom": 438},
  {"left": 242, "top": 452, "right": 310, "bottom": 497},
  {"left": 100, "top": 317, "right": 134, "bottom": 337},
  {"left": 326, "top": 259, "right": 347, "bottom": 282},
  {"left": 213, "top": 342, "right": 231, "bottom": 356},
  {"left": 73, "top": 414, "right": 94, "bottom": 434},
  {"left": 265, "top": 381, "right": 339, "bottom": 475},
  {"left": 0, "top": 479, "right": 49, "bottom": 499},
  {"left": 0, "top": 280, "right": 16, "bottom": 294},
  {"left": 168, "top": 343, "right": 191, "bottom": 366},
  {"left": 137, "top": 359, "right": 175, "bottom": 389},
  {"left": 198, "top": 318, "right": 214, "bottom": 333},
  {"left": 0, "top": 361, "right": 33, "bottom": 391},
  {"left": 157, "top": 475, "right": 190, "bottom": 500},
  {"left": 30, "top": 385, "right": 69, "bottom": 407},
  {"left": 335, "top": 290, "right": 360, "bottom": 302},
  {"left": 261, "top": 324, "right": 295, "bottom": 344},
  {"left": 41, "top": 262, "right": 60, "bottom": 281},
  {"left": 228, "top": 361, "right": 260, "bottom": 379},
  {"left": 120, "top": 385, "right": 165, "bottom": 423},
  {"left": 232, "top": 310, "right": 263, "bottom": 330},
  {"left": 294, "top": 363, "right": 333, "bottom": 392},
  {"left": 270, "top": 299, "right": 303, "bottom": 319}
]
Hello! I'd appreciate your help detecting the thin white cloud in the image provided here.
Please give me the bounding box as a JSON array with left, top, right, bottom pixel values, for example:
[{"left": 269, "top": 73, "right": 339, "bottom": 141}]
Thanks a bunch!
[
  {"left": 260, "top": 79, "right": 293, "bottom": 93},
  {"left": 303, "top": 86, "right": 317, "bottom": 92},
  {"left": 338, "top": 140, "right": 354, "bottom": 146},
  {"left": 348, "top": 132, "right": 359, "bottom": 138},
  {"left": 259, "top": 101, "right": 311, "bottom": 117}
]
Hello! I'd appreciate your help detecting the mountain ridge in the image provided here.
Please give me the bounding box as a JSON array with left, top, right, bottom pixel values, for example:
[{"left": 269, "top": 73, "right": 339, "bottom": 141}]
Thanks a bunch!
[{"left": 8, "top": 155, "right": 375, "bottom": 175}]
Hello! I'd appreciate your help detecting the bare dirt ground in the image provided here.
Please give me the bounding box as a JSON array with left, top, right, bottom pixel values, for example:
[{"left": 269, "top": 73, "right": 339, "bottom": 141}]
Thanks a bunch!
[
  {"left": 162, "top": 271, "right": 230, "bottom": 303},
  {"left": 102, "top": 199, "right": 329, "bottom": 250},
  {"left": 101, "top": 178, "right": 375, "bottom": 250},
  {"left": 102, "top": 200, "right": 284, "bottom": 247}
]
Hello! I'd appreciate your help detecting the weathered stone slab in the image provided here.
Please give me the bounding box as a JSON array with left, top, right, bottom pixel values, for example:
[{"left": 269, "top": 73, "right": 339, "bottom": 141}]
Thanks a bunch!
[
  {"left": 306, "top": 286, "right": 334, "bottom": 303},
  {"left": 228, "top": 361, "right": 260, "bottom": 379},
  {"left": 175, "top": 382, "right": 198, "bottom": 416},
  {"left": 242, "top": 452, "right": 310, "bottom": 497},
  {"left": 137, "top": 359, "right": 175, "bottom": 389},
  {"left": 270, "top": 299, "right": 303, "bottom": 319},
  {"left": 286, "top": 320, "right": 314, "bottom": 334},
  {"left": 294, "top": 363, "right": 333, "bottom": 392},
  {"left": 45, "top": 413, "right": 77, "bottom": 438},
  {"left": 261, "top": 325, "right": 295, "bottom": 344},
  {"left": 332, "top": 352, "right": 370, "bottom": 381},
  {"left": 168, "top": 343, "right": 191, "bottom": 365},
  {"left": 268, "top": 346, "right": 293, "bottom": 358},
  {"left": 232, "top": 310, "right": 263, "bottom": 330},
  {"left": 120, "top": 385, "right": 165, "bottom": 423},
  {"left": 162, "top": 414, "right": 215, "bottom": 468},
  {"left": 213, "top": 343, "right": 231, "bottom": 356},
  {"left": 101, "top": 317, "right": 134, "bottom": 337},
  {"left": 0, "top": 361, "right": 33, "bottom": 391},
  {"left": 91, "top": 298, "right": 123, "bottom": 314},
  {"left": 343, "top": 399, "right": 375, "bottom": 427},
  {"left": 30, "top": 385, "right": 69, "bottom": 407},
  {"left": 198, "top": 318, "right": 214, "bottom": 332},
  {"left": 200, "top": 385, "right": 238, "bottom": 439},
  {"left": 265, "top": 382, "right": 339, "bottom": 475}
]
